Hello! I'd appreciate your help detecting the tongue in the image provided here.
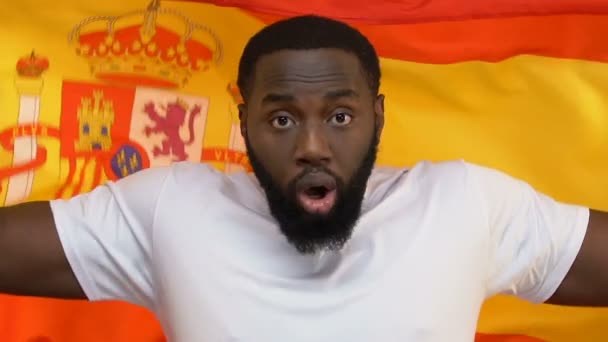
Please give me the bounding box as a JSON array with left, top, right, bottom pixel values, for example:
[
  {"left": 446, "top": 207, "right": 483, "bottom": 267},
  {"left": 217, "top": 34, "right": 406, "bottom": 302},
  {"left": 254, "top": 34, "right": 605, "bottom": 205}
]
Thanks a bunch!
[{"left": 297, "top": 189, "right": 337, "bottom": 215}]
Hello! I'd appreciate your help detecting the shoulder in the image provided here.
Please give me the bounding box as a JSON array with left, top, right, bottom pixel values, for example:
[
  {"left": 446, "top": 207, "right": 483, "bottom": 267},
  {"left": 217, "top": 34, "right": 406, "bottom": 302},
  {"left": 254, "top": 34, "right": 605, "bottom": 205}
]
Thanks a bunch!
[
  {"left": 363, "top": 160, "right": 467, "bottom": 209},
  {"left": 409, "top": 159, "right": 470, "bottom": 180},
  {"left": 105, "top": 162, "right": 227, "bottom": 200},
  {"left": 158, "top": 162, "right": 263, "bottom": 208},
  {"left": 167, "top": 162, "right": 260, "bottom": 190},
  {"left": 167, "top": 161, "right": 225, "bottom": 185},
  {"left": 364, "top": 160, "right": 484, "bottom": 207},
  {"left": 368, "top": 159, "right": 472, "bottom": 189},
  {"left": 407, "top": 160, "right": 515, "bottom": 200}
]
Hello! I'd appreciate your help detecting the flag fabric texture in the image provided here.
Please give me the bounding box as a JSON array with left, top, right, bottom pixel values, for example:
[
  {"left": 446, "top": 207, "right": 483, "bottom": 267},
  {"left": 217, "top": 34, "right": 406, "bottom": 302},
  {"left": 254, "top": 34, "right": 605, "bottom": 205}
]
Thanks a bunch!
[{"left": 0, "top": 0, "right": 607, "bottom": 341}]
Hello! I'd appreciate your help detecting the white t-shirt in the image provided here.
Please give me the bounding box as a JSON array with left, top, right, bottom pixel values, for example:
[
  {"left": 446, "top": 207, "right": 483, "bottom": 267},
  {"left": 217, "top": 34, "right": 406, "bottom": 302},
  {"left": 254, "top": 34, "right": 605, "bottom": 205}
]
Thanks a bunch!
[{"left": 50, "top": 160, "right": 589, "bottom": 342}]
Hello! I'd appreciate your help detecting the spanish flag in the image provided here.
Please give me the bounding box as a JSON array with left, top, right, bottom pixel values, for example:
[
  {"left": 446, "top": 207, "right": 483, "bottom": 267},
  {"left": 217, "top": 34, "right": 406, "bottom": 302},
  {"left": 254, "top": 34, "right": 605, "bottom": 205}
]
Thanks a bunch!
[{"left": 0, "top": 0, "right": 607, "bottom": 341}]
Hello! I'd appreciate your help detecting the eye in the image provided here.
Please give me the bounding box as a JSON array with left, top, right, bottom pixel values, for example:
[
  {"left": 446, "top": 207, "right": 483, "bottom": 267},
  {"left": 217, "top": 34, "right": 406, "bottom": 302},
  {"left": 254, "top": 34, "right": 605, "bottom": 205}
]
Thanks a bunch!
[
  {"left": 328, "top": 112, "right": 352, "bottom": 126},
  {"left": 270, "top": 115, "right": 296, "bottom": 129}
]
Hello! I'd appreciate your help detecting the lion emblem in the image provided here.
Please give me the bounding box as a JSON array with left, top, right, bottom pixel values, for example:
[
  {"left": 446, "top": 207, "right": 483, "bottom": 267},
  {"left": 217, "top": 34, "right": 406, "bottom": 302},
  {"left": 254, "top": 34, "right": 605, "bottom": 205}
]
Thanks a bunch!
[{"left": 142, "top": 98, "right": 201, "bottom": 161}]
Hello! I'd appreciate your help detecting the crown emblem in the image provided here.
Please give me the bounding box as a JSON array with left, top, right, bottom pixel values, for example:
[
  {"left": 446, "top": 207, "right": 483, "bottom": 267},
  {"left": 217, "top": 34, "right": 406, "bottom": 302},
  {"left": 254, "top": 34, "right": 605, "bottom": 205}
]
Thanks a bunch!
[
  {"left": 16, "top": 51, "right": 49, "bottom": 78},
  {"left": 174, "top": 97, "right": 189, "bottom": 111},
  {"left": 69, "top": 0, "right": 222, "bottom": 88}
]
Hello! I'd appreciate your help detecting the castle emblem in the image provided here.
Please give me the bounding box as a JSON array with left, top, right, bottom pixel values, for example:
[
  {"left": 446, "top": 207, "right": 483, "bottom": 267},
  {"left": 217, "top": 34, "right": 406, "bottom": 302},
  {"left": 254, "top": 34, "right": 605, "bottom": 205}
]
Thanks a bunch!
[{"left": 75, "top": 91, "right": 115, "bottom": 152}]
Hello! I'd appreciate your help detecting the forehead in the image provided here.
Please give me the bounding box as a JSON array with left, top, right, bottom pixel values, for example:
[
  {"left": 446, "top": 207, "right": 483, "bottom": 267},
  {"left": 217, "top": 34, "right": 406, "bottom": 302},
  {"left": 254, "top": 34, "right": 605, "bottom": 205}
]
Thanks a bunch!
[{"left": 250, "top": 49, "right": 368, "bottom": 98}]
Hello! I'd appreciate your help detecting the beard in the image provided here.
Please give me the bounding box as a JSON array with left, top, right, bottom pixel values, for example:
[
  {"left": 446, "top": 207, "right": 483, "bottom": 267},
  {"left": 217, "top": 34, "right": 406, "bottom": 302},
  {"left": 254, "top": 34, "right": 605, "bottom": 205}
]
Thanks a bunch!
[{"left": 245, "top": 132, "right": 379, "bottom": 255}]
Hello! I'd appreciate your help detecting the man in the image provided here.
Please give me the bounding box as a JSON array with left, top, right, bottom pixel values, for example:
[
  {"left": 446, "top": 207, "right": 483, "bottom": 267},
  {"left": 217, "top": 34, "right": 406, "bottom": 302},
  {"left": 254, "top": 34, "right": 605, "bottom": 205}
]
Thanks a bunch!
[{"left": 0, "top": 14, "right": 606, "bottom": 341}]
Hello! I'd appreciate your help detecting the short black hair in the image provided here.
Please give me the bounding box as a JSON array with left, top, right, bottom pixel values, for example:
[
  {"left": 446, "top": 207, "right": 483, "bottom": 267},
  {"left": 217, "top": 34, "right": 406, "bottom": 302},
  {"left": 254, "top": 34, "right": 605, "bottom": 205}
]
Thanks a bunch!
[{"left": 237, "top": 15, "right": 381, "bottom": 101}]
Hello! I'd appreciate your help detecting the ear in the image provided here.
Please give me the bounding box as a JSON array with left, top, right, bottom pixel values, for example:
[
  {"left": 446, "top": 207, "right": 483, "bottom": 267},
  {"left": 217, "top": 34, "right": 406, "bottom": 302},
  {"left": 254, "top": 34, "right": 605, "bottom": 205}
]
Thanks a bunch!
[
  {"left": 374, "top": 94, "right": 385, "bottom": 139},
  {"left": 238, "top": 103, "right": 247, "bottom": 138}
]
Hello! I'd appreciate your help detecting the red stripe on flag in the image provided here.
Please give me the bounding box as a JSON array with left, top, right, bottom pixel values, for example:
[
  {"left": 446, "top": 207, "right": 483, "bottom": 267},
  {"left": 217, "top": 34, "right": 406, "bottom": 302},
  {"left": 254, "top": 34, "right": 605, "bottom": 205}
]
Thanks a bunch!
[
  {"left": 177, "top": 0, "right": 608, "bottom": 24},
  {"left": 475, "top": 333, "right": 546, "bottom": 342},
  {"left": 249, "top": 13, "right": 608, "bottom": 64}
]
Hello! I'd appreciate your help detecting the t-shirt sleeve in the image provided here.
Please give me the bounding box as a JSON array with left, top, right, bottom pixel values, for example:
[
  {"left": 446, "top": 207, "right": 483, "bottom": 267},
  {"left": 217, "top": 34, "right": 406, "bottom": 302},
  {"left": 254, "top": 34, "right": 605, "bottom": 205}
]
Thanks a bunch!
[
  {"left": 49, "top": 165, "right": 172, "bottom": 310},
  {"left": 466, "top": 163, "right": 590, "bottom": 303}
]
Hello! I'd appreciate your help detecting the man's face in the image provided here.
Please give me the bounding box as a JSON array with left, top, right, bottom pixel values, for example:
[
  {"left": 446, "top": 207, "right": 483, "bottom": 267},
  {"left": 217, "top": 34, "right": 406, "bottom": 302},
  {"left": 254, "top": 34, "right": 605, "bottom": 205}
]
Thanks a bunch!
[{"left": 240, "top": 48, "right": 385, "bottom": 254}]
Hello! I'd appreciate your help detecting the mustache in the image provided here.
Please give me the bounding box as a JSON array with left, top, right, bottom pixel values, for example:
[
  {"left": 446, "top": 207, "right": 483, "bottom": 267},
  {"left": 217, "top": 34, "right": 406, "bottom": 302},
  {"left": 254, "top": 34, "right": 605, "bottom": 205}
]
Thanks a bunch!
[{"left": 292, "top": 165, "right": 338, "bottom": 183}]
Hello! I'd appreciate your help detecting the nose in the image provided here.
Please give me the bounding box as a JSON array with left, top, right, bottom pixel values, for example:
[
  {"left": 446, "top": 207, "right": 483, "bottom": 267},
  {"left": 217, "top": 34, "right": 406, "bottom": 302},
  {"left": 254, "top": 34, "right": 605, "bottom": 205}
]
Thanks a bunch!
[{"left": 294, "top": 124, "right": 331, "bottom": 167}]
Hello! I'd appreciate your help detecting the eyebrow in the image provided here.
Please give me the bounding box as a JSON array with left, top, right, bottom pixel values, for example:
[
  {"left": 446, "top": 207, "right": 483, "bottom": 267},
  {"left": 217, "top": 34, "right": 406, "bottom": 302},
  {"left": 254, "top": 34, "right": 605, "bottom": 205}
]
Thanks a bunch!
[
  {"left": 324, "top": 89, "right": 359, "bottom": 100},
  {"left": 262, "top": 93, "right": 295, "bottom": 104},
  {"left": 261, "top": 89, "right": 359, "bottom": 104}
]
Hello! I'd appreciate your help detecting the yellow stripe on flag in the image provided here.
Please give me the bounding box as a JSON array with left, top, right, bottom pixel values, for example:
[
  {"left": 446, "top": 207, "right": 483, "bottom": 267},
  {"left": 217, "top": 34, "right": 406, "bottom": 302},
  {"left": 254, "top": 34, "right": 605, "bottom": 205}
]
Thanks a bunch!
[
  {"left": 0, "top": 0, "right": 607, "bottom": 341},
  {"left": 379, "top": 55, "right": 608, "bottom": 208},
  {"left": 379, "top": 54, "right": 608, "bottom": 342}
]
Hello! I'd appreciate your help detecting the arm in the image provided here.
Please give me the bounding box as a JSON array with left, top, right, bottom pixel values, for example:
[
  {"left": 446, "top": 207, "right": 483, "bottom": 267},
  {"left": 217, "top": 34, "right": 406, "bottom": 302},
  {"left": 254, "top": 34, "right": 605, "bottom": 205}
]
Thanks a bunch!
[
  {"left": 548, "top": 209, "right": 608, "bottom": 306},
  {"left": 0, "top": 201, "right": 85, "bottom": 299},
  {"left": 0, "top": 165, "right": 171, "bottom": 309},
  {"left": 467, "top": 162, "right": 590, "bottom": 304}
]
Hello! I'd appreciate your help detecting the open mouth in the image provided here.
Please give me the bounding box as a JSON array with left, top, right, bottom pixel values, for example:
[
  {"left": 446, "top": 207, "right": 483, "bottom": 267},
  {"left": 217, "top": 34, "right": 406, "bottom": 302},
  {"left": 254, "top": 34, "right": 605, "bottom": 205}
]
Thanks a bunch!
[
  {"left": 305, "top": 186, "right": 331, "bottom": 199},
  {"left": 295, "top": 172, "right": 338, "bottom": 215}
]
